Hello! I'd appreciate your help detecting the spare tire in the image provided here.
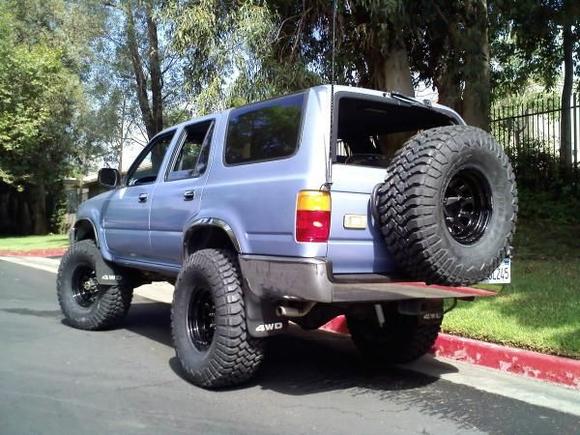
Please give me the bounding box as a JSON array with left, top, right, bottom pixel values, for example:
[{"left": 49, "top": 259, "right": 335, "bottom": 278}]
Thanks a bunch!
[{"left": 377, "top": 125, "right": 517, "bottom": 286}]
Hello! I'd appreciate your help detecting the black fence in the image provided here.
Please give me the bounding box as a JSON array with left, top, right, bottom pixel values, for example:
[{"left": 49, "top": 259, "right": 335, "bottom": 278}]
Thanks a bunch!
[{"left": 491, "top": 93, "right": 579, "bottom": 188}]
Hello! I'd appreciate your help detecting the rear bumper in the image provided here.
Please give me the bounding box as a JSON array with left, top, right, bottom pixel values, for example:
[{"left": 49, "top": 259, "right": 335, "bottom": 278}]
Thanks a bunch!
[{"left": 239, "top": 255, "right": 495, "bottom": 303}]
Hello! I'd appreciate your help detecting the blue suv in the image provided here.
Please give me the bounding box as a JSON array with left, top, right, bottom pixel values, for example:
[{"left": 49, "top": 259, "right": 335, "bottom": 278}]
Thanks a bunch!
[{"left": 57, "top": 85, "right": 517, "bottom": 388}]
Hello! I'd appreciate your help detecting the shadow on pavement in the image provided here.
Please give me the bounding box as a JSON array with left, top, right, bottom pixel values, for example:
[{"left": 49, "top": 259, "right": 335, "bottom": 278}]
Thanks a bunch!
[
  {"left": 124, "top": 301, "right": 173, "bottom": 347},
  {"left": 124, "top": 301, "right": 459, "bottom": 396}
]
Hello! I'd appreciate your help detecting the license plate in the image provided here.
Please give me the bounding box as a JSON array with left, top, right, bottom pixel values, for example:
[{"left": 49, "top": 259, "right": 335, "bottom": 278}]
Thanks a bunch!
[{"left": 482, "top": 258, "right": 511, "bottom": 284}]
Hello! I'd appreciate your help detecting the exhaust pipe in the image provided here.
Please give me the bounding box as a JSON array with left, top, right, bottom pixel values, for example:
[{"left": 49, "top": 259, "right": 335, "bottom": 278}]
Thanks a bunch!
[{"left": 276, "top": 302, "right": 316, "bottom": 318}]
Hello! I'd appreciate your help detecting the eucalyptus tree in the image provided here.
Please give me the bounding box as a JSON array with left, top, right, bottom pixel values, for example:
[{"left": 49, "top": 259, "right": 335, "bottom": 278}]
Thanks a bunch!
[
  {"left": 166, "top": 0, "right": 308, "bottom": 114},
  {"left": 99, "top": 0, "right": 189, "bottom": 140}
]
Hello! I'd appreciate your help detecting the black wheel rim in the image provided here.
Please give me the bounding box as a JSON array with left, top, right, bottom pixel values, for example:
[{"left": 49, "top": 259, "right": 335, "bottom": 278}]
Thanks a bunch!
[
  {"left": 71, "top": 264, "right": 100, "bottom": 307},
  {"left": 443, "top": 168, "right": 492, "bottom": 245},
  {"left": 187, "top": 287, "right": 216, "bottom": 351}
]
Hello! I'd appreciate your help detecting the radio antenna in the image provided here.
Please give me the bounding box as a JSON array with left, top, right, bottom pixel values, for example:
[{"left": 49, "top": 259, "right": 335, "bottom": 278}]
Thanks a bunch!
[
  {"left": 326, "top": 0, "right": 338, "bottom": 188},
  {"left": 331, "top": 0, "right": 337, "bottom": 89}
]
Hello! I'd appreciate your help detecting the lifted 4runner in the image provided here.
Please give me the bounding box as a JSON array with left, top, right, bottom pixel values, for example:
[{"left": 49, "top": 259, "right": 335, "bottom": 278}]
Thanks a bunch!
[{"left": 57, "top": 85, "right": 517, "bottom": 388}]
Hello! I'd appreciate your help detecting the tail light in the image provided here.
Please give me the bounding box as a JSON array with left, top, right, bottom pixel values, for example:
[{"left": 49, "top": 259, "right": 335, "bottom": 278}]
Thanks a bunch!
[{"left": 296, "top": 190, "right": 331, "bottom": 242}]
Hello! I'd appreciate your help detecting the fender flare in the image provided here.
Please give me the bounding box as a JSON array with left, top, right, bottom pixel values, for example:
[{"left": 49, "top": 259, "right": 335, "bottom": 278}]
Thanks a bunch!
[
  {"left": 72, "top": 219, "right": 125, "bottom": 285},
  {"left": 183, "top": 217, "right": 242, "bottom": 256},
  {"left": 72, "top": 218, "right": 100, "bottom": 247}
]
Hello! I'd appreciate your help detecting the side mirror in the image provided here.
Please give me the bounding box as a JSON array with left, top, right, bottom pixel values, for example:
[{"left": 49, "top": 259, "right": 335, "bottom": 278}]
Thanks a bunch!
[{"left": 98, "top": 168, "right": 120, "bottom": 188}]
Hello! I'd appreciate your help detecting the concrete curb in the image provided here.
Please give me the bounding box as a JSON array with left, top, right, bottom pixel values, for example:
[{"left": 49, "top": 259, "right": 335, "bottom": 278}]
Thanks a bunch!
[
  {"left": 320, "top": 314, "right": 580, "bottom": 389},
  {"left": 0, "top": 247, "right": 67, "bottom": 257}
]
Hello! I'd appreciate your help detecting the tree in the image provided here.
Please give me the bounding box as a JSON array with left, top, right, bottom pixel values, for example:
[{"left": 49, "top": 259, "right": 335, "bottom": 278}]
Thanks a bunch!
[
  {"left": 559, "top": 0, "right": 579, "bottom": 168},
  {"left": 99, "top": 0, "right": 191, "bottom": 140},
  {"left": 168, "top": 1, "right": 501, "bottom": 129},
  {"left": 0, "top": 7, "right": 86, "bottom": 233},
  {"left": 490, "top": 0, "right": 580, "bottom": 167},
  {"left": 0, "top": 1, "right": 116, "bottom": 234},
  {"left": 167, "top": 0, "right": 301, "bottom": 114},
  {"left": 124, "top": 0, "right": 164, "bottom": 139},
  {"left": 265, "top": 0, "right": 416, "bottom": 95}
]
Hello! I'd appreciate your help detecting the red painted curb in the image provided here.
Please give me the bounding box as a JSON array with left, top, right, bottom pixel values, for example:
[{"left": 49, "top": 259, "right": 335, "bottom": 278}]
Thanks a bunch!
[
  {"left": 433, "top": 333, "right": 580, "bottom": 389},
  {"left": 0, "top": 247, "right": 67, "bottom": 257},
  {"left": 320, "top": 315, "right": 580, "bottom": 389}
]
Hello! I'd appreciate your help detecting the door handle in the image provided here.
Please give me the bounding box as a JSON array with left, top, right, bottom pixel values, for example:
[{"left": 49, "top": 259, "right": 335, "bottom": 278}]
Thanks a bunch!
[
  {"left": 138, "top": 192, "right": 148, "bottom": 203},
  {"left": 183, "top": 190, "right": 195, "bottom": 201}
]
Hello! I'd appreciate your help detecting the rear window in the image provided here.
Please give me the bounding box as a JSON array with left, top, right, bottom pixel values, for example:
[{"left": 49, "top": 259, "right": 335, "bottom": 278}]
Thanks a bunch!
[
  {"left": 225, "top": 93, "right": 304, "bottom": 165},
  {"left": 335, "top": 96, "right": 456, "bottom": 167}
]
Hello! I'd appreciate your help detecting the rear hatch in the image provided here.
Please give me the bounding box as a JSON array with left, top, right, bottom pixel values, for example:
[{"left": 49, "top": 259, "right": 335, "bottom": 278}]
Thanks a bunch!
[{"left": 327, "top": 92, "right": 459, "bottom": 275}]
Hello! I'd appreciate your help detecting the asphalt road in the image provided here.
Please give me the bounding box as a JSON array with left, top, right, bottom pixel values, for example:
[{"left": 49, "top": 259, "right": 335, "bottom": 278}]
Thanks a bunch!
[{"left": 0, "top": 259, "right": 578, "bottom": 435}]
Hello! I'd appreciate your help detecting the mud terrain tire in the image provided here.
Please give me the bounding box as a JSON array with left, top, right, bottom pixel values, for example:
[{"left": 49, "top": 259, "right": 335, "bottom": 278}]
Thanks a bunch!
[
  {"left": 377, "top": 125, "right": 517, "bottom": 285},
  {"left": 347, "top": 303, "right": 442, "bottom": 363},
  {"left": 57, "top": 240, "right": 133, "bottom": 330},
  {"left": 171, "top": 249, "right": 264, "bottom": 389}
]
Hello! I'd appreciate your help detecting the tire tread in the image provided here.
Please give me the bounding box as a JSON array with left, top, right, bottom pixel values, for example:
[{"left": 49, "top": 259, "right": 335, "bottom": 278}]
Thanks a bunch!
[
  {"left": 171, "top": 249, "right": 264, "bottom": 388},
  {"left": 377, "top": 125, "right": 518, "bottom": 285}
]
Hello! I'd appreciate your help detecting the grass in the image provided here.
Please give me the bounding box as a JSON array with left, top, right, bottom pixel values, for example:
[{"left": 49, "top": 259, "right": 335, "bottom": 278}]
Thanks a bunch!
[
  {"left": 0, "top": 234, "right": 68, "bottom": 252},
  {"left": 442, "top": 219, "right": 580, "bottom": 358}
]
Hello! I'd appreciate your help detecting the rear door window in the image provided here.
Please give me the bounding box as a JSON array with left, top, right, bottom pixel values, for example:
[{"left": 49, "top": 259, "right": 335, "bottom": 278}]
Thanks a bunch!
[{"left": 225, "top": 93, "right": 304, "bottom": 165}]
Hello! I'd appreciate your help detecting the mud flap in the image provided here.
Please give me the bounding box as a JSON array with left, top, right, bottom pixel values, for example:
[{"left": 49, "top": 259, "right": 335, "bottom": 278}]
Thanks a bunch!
[
  {"left": 244, "top": 290, "right": 288, "bottom": 338},
  {"left": 95, "top": 256, "right": 125, "bottom": 286},
  {"left": 398, "top": 299, "right": 443, "bottom": 325}
]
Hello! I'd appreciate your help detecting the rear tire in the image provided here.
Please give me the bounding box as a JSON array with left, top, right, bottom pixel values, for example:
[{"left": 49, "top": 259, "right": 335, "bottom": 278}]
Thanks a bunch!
[
  {"left": 57, "top": 240, "right": 133, "bottom": 330},
  {"left": 347, "top": 303, "right": 442, "bottom": 364},
  {"left": 171, "top": 249, "right": 264, "bottom": 389},
  {"left": 378, "top": 125, "right": 517, "bottom": 285}
]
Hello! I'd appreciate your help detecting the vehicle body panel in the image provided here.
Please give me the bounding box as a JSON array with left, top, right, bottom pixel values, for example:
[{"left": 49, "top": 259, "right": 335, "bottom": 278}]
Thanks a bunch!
[
  {"left": 102, "top": 129, "right": 180, "bottom": 262},
  {"left": 149, "top": 116, "right": 216, "bottom": 266},
  {"left": 74, "top": 85, "right": 472, "bottom": 296},
  {"left": 327, "top": 164, "right": 394, "bottom": 274}
]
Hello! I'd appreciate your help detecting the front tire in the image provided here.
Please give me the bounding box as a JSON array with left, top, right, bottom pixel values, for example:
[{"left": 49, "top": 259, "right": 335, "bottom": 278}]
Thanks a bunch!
[
  {"left": 171, "top": 249, "right": 264, "bottom": 388},
  {"left": 347, "top": 302, "right": 442, "bottom": 364},
  {"left": 57, "top": 240, "right": 133, "bottom": 330}
]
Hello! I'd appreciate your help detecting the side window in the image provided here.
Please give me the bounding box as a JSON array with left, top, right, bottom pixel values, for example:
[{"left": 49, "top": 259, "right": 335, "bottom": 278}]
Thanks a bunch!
[
  {"left": 127, "top": 132, "right": 174, "bottom": 186},
  {"left": 225, "top": 93, "right": 304, "bottom": 165},
  {"left": 167, "top": 121, "right": 214, "bottom": 182}
]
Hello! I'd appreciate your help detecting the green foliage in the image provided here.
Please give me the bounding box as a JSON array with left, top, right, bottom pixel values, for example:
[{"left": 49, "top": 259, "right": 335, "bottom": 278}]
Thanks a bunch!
[
  {"left": 169, "top": 0, "right": 495, "bottom": 124},
  {"left": 0, "top": 7, "right": 83, "bottom": 188},
  {"left": 0, "top": 1, "right": 116, "bottom": 234},
  {"left": 167, "top": 0, "right": 312, "bottom": 114},
  {"left": 49, "top": 196, "right": 69, "bottom": 235},
  {"left": 489, "top": 0, "right": 580, "bottom": 99},
  {"left": 510, "top": 146, "right": 560, "bottom": 189},
  {"left": 517, "top": 188, "right": 580, "bottom": 226}
]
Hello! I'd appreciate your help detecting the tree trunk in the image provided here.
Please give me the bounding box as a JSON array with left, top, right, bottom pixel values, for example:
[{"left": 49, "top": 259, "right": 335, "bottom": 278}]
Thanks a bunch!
[
  {"left": 560, "top": 21, "right": 573, "bottom": 168},
  {"left": 125, "top": 1, "right": 156, "bottom": 139},
  {"left": 29, "top": 183, "right": 48, "bottom": 235},
  {"left": 145, "top": 1, "right": 163, "bottom": 135},
  {"left": 20, "top": 192, "right": 32, "bottom": 235},
  {"left": 461, "top": 0, "right": 491, "bottom": 131},
  {"left": 369, "top": 47, "right": 414, "bottom": 96},
  {"left": 436, "top": 73, "right": 462, "bottom": 113},
  {"left": 117, "top": 96, "right": 127, "bottom": 173}
]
